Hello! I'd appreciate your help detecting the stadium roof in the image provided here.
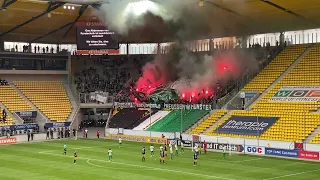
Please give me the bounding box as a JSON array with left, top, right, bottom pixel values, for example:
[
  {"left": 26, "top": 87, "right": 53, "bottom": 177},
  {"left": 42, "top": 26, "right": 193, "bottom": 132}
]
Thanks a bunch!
[{"left": 0, "top": 0, "right": 320, "bottom": 44}]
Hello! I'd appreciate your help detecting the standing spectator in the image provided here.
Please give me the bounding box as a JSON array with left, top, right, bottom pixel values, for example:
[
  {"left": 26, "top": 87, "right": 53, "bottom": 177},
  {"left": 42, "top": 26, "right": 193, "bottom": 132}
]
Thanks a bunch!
[
  {"left": 31, "top": 130, "right": 34, "bottom": 141},
  {"left": 73, "top": 129, "right": 76, "bottom": 137},
  {"left": 34, "top": 46, "right": 36, "bottom": 53},
  {"left": 97, "top": 129, "right": 100, "bottom": 138},
  {"left": 42, "top": 47, "right": 45, "bottom": 53},
  {"left": 46, "top": 46, "right": 49, "bottom": 53},
  {"left": 46, "top": 129, "right": 50, "bottom": 140},
  {"left": 15, "top": 44, "right": 18, "bottom": 52},
  {"left": 85, "top": 128, "right": 88, "bottom": 138},
  {"left": 27, "top": 130, "right": 30, "bottom": 142},
  {"left": 37, "top": 46, "right": 40, "bottom": 53},
  {"left": 51, "top": 47, "right": 54, "bottom": 53},
  {"left": 61, "top": 128, "right": 64, "bottom": 139},
  {"left": 50, "top": 129, "right": 53, "bottom": 139},
  {"left": 82, "top": 129, "right": 85, "bottom": 137}
]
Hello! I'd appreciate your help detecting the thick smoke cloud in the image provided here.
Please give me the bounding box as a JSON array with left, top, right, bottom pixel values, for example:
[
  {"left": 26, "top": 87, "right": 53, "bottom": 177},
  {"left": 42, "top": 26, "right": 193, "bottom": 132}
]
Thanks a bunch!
[
  {"left": 135, "top": 43, "right": 259, "bottom": 98},
  {"left": 92, "top": 0, "right": 258, "bottom": 99},
  {"left": 95, "top": 0, "right": 212, "bottom": 41}
]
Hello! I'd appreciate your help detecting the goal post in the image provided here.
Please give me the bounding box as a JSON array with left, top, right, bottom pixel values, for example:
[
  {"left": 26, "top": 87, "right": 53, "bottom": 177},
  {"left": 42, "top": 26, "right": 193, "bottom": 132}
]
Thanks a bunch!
[{"left": 216, "top": 136, "right": 233, "bottom": 156}]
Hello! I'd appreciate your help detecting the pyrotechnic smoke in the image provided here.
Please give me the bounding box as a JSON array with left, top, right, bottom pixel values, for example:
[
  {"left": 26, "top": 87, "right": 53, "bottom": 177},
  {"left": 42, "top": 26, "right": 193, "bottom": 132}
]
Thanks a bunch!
[
  {"left": 92, "top": 0, "right": 258, "bottom": 100},
  {"left": 135, "top": 43, "right": 259, "bottom": 98}
]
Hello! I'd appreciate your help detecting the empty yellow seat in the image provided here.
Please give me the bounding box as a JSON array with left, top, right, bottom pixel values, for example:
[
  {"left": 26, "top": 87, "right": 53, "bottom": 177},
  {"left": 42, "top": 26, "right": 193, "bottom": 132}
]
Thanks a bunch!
[{"left": 14, "top": 81, "right": 72, "bottom": 122}]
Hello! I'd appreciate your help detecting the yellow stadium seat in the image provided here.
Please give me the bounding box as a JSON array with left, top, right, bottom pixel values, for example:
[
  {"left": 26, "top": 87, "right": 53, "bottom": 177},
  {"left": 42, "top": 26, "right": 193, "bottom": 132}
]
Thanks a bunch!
[
  {"left": 206, "top": 44, "right": 320, "bottom": 143},
  {"left": 14, "top": 81, "right": 72, "bottom": 122}
]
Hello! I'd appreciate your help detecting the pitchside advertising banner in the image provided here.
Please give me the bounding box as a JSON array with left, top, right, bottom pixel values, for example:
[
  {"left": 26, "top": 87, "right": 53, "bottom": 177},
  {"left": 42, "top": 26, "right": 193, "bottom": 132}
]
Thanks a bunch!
[
  {"left": 270, "top": 86, "right": 320, "bottom": 102},
  {"left": 193, "top": 142, "right": 244, "bottom": 152},
  {"left": 108, "top": 134, "right": 167, "bottom": 144},
  {"left": 0, "top": 137, "right": 17, "bottom": 145},
  {"left": 244, "top": 146, "right": 265, "bottom": 154},
  {"left": 0, "top": 124, "right": 39, "bottom": 131},
  {"left": 265, "top": 148, "right": 320, "bottom": 161},
  {"left": 214, "top": 116, "right": 278, "bottom": 136}
]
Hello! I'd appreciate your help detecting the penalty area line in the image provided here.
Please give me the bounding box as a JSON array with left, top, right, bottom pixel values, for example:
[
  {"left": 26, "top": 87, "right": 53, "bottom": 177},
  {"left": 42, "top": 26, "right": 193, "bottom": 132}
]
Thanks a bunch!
[
  {"left": 262, "top": 169, "right": 320, "bottom": 180},
  {"left": 39, "top": 151, "right": 235, "bottom": 180}
]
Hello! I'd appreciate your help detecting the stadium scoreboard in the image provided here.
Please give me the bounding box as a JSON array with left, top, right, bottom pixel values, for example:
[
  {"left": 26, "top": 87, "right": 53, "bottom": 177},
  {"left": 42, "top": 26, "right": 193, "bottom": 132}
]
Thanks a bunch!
[{"left": 76, "top": 22, "right": 119, "bottom": 50}]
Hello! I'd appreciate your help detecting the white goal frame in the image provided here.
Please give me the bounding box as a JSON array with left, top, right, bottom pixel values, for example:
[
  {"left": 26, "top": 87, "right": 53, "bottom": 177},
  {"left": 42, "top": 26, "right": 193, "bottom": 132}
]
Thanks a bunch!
[{"left": 216, "top": 136, "right": 233, "bottom": 156}]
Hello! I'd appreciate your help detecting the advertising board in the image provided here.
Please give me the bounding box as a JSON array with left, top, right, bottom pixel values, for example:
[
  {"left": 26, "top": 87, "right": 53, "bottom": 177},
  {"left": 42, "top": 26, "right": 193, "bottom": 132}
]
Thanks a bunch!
[
  {"left": 108, "top": 134, "right": 167, "bottom": 145},
  {"left": 0, "top": 137, "right": 16, "bottom": 145},
  {"left": 196, "top": 142, "right": 244, "bottom": 152},
  {"left": 15, "top": 111, "right": 37, "bottom": 118},
  {"left": 265, "top": 148, "right": 299, "bottom": 158},
  {"left": 215, "top": 116, "right": 278, "bottom": 136},
  {"left": 270, "top": 86, "right": 320, "bottom": 102},
  {"left": 245, "top": 146, "right": 265, "bottom": 154},
  {"left": 298, "top": 151, "right": 319, "bottom": 161}
]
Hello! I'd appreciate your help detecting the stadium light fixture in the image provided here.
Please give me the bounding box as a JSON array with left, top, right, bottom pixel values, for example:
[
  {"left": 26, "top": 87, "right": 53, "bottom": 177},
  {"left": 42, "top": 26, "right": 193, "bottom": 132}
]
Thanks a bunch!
[
  {"left": 124, "top": 0, "right": 159, "bottom": 16},
  {"left": 205, "top": 90, "right": 208, "bottom": 94}
]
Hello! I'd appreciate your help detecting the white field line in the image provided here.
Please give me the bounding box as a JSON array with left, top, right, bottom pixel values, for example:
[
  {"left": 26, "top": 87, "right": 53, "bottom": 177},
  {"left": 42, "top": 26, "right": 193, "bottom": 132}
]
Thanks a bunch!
[
  {"left": 234, "top": 158, "right": 262, "bottom": 163},
  {"left": 262, "top": 169, "right": 320, "bottom": 180},
  {"left": 86, "top": 159, "right": 133, "bottom": 171},
  {"left": 38, "top": 151, "right": 235, "bottom": 180}
]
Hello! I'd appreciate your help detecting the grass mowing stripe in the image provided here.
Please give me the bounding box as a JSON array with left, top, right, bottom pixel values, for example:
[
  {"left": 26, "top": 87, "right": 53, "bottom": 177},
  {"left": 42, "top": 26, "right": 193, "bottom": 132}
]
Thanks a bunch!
[
  {"left": 39, "top": 151, "right": 235, "bottom": 180},
  {"left": 262, "top": 169, "right": 320, "bottom": 180}
]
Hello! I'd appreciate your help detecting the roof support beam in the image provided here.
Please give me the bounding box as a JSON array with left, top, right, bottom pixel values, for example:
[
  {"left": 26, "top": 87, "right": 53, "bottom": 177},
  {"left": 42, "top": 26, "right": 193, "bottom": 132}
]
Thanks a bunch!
[
  {"left": 1, "top": 0, "right": 17, "bottom": 10},
  {"left": 0, "top": 2, "right": 65, "bottom": 38},
  {"left": 58, "top": 5, "right": 88, "bottom": 43},
  {"left": 260, "top": 0, "right": 315, "bottom": 23},
  {"left": 204, "top": 0, "right": 246, "bottom": 18},
  {"left": 30, "top": 22, "right": 73, "bottom": 43}
]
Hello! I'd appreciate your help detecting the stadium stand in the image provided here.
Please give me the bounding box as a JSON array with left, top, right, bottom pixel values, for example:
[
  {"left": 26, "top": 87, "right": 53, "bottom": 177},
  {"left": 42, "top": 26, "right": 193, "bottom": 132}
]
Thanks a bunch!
[
  {"left": 127, "top": 110, "right": 158, "bottom": 129},
  {"left": 311, "top": 133, "right": 320, "bottom": 144},
  {"left": 190, "top": 109, "right": 227, "bottom": 134},
  {"left": 108, "top": 109, "right": 148, "bottom": 129},
  {"left": 147, "top": 110, "right": 209, "bottom": 132},
  {"left": 133, "top": 111, "right": 170, "bottom": 130},
  {"left": 242, "top": 44, "right": 308, "bottom": 93},
  {"left": 13, "top": 81, "right": 72, "bottom": 122},
  {"left": 208, "top": 44, "right": 320, "bottom": 142},
  {"left": 73, "top": 55, "right": 144, "bottom": 95},
  {"left": 0, "top": 84, "right": 33, "bottom": 112},
  {"left": 0, "top": 108, "right": 14, "bottom": 126}
]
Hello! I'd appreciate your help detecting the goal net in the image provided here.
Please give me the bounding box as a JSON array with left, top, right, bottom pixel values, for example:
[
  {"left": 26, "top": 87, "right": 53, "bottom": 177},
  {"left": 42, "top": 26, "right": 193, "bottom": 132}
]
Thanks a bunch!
[{"left": 216, "top": 136, "right": 233, "bottom": 156}]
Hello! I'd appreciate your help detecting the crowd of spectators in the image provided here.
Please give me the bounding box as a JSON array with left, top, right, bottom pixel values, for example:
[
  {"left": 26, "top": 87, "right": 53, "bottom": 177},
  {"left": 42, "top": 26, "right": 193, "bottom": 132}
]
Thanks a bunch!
[
  {"left": 74, "top": 55, "right": 144, "bottom": 96},
  {"left": 0, "top": 79, "right": 8, "bottom": 86}
]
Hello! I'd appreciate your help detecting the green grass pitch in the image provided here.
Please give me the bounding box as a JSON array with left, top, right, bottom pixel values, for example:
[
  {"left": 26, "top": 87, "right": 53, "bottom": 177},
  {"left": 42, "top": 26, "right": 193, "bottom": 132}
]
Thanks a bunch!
[{"left": 0, "top": 138, "right": 319, "bottom": 180}]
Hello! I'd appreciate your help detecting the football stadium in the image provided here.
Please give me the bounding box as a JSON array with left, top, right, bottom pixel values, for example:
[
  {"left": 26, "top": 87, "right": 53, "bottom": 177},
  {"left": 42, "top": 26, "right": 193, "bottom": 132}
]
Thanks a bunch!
[{"left": 1, "top": 0, "right": 320, "bottom": 179}]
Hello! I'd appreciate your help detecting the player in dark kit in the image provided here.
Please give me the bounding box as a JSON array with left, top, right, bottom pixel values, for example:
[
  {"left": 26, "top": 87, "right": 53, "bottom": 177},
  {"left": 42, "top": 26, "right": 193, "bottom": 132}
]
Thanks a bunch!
[
  {"left": 74, "top": 151, "right": 78, "bottom": 164},
  {"left": 160, "top": 150, "right": 165, "bottom": 164},
  {"left": 164, "top": 144, "right": 168, "bottom": 157},
  {"left": 193, "top": 152, "right": 198, "bottom": 166},
  {"left": 141, "top": 147, "right": 146, "bottom": 161}
]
